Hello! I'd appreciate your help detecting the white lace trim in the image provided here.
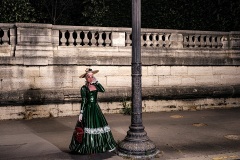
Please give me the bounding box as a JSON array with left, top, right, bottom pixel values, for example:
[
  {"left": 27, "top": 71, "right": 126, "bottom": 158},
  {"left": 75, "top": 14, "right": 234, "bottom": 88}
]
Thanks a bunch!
[{"left": 84, "top": 125, "right": 111, "bottom": 134}]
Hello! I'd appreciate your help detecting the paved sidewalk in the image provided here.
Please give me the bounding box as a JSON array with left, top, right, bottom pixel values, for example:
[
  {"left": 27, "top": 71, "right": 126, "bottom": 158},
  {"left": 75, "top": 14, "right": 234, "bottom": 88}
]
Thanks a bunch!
[{"left": 0, "top": 108, "right": 240, "bottom": 160}]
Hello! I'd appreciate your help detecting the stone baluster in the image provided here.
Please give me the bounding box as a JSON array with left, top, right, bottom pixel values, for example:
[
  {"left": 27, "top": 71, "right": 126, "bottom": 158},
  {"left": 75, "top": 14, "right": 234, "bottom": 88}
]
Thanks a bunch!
[
  {"left": 60, "top": 30, "right": 67, "bottom": 46},
  {"left": 217, "top": 36, "right": 223, "bottom": 48},
  {"left": 201, "top": 35, "right": 205, "bottom": 47},
  {"left": 158, "top": 34, "right": 163, "bottom": 47},
  {"left": 72, "top": 31, "right": 77, "bottom": 46},
  {"left": 188, "top": 35, "right": 195, "bottom": 48},
  {"left": 163, "top": 34, "right": 166, "bottom": 47},
  {"left": 125, "top": 32, "right": 131, "bottom": 46},
  {"left": 222, "top": 35, "right": 229, "bottom": 49},
  {"left": 95, "top": 32, "right": 100, "bottom": 46},
  {"left": 165, "top": 34, "right": 171, "bottom": 48},
  {"left": 1, "top": 29, "right": 9, "bottom": 44},
  {"left": 91, "top": 31, "right": 97, "bottom": 46},
  {"left": 162, "top": 34, "right": 166, "bottom": 47},
  {"left": 75, "top": 31, "right": 81, "bottom": 46},
  {"left": 68, "top": 30, "right": 74, "bottom": 46},
  {"left": 212, "top": 36, "right": 218, "bottom": 48},
  {"left": 195, "top": 35, "right": 200, "bottom": 47},
  {"left": 98, "top": 31, "right": 104, "bottom": 47},
  {"left": 152, "top": 33, "right": 158, "bottom": 47},
  {"left": 217, "top": 36, "right": 222, "bottom": 48},
  {"left": 150, "top": 33, "right": 154, "bottom": 47},
  {"left": 83, "top": 31, "right": 89, "bottom": 46},
  {"left": 183, "top": 35, "right": 189, "bottom": 48},
  {"left": 87, "top": 31, "right": 92, "bottom": 46},
  {"left": 105, "top": 31, "right": 111, "bottom": 46},
  {"left": 206, "top": 35, "right": 212, "bottom": 48},
  {"left": 145, "top": 33, "right": 151, "bottom": 47},
  {"left": 200, "top": 35, "right": 206, "bottom": 47}
]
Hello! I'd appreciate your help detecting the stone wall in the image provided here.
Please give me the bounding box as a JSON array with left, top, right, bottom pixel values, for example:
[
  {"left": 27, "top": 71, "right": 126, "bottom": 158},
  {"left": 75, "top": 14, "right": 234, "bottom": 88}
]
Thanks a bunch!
[{"left": 0, "top": 23, "right": 240, "bottom": 120}]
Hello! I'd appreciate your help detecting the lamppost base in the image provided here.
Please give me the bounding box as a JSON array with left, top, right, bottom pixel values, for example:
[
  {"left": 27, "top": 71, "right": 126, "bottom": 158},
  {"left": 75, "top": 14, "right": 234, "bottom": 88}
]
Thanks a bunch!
[{"left": 117, "top": 131, "right": 159, "bottom": 159}]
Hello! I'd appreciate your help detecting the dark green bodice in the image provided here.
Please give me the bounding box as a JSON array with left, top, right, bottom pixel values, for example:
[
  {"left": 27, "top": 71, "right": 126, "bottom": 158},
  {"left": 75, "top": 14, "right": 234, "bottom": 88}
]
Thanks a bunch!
[
  {"left": 87, "top": 90, "right": 97, "bottom": 103},
  {"left": 80, "top": 83, "right": 105, "bottom": 111}
]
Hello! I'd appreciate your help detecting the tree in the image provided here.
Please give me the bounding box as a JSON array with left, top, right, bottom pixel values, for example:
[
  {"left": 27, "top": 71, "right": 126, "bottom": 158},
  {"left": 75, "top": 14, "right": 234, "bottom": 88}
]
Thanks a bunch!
[
  {"left": 81, "top": 0, "right": 110, "bottom": 26},
  {"left": 0, "top": 0, "right": 36, "bottom": 23},
  {"left": 1, "top": 0, "right": 239, "bottom": 31},
  {"left": 30, "top": 0, "right": 74, "bottom": 25},
  {"left": 101, "top": 0, "right": 131, "bottom": 27}
]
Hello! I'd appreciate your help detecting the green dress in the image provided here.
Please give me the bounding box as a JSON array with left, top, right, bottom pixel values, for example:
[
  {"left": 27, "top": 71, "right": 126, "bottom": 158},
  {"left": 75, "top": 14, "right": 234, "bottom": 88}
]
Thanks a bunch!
[{"left": 69, "top": 82, "right": 116, "bottom": 154}]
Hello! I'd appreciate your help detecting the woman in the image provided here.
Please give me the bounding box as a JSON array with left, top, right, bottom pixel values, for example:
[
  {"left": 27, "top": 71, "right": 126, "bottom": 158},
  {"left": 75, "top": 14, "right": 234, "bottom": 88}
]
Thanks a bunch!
[{"left": 69, "top": 68, "right": 116, "bottom": 154}]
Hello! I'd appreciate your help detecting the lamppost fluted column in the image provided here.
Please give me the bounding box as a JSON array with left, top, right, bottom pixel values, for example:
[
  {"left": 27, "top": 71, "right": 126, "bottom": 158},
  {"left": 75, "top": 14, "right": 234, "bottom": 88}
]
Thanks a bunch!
[{"left": 117, "top": 0, "right": 159, "bottom": 158}]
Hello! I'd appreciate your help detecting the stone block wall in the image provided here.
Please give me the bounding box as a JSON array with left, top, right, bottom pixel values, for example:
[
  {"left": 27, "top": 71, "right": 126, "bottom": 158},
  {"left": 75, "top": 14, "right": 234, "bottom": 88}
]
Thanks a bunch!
[
  {"left": 0, "top": 23, "right": 240, "bottom": 120},
  {"left": 2, "top": 65, "right": 239, "bottom": 91}
]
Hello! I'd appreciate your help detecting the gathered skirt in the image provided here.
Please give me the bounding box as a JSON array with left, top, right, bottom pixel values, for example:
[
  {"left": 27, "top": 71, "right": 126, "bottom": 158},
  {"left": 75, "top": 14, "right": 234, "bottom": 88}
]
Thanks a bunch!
[{"left": 69, "top": 102, "right": 116, "bottom": 154}]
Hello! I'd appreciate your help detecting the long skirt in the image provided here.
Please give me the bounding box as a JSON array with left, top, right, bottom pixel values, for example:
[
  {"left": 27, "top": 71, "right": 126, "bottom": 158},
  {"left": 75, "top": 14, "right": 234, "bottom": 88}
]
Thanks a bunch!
[{"left": 69, "top": 102, "right": 116, "bottom": 154}]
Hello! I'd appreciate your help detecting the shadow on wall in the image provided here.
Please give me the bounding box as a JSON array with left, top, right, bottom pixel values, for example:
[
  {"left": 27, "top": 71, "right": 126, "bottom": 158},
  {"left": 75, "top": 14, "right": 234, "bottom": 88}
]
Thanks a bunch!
[
  {"left": 23, "top": 88, "right": 46, "bottom": 105},
  {"left": 21, "top": 88, "right": 46, "bottom": 120}
]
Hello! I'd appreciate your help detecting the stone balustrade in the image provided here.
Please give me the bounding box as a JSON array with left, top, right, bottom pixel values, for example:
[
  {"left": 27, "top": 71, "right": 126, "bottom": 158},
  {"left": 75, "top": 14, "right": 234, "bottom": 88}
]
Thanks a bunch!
[
  {"left": 0, "top": 23, "right": 240, "bottom": 120},
  {"left": 1, "top": 23, "right": 239, "bottom": 50},
  {"left": 182, "top": 31, "right": 226, "bottom": 49}
]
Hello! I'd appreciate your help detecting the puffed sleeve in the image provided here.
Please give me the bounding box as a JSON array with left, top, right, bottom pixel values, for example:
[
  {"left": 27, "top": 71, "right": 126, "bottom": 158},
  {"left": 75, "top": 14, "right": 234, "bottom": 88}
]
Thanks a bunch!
[
  {"left": 94, "top": 82, "right": 105, "bottom": 93},
  {"left": 80, "top": 86, "right": 87, "bottom": 112}
]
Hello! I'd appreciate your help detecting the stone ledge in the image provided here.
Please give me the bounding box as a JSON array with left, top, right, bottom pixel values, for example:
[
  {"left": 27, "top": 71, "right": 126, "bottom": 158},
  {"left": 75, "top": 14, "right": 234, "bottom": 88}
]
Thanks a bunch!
[
  {"left": 1, "top": 85, "right": 240, "bottom": 106},
  {"left": 1, "top": 54, "right": 240, "bottom": 66}
]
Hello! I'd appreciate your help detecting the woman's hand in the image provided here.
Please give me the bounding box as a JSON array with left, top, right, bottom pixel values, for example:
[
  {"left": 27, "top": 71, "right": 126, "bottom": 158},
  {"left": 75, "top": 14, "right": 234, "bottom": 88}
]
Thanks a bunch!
[
  {"left": 79, "top": 114, "right": 83, "bottom": 122},
  {"left": 91, "top": 77, "right": 98, "bottom": 84}
]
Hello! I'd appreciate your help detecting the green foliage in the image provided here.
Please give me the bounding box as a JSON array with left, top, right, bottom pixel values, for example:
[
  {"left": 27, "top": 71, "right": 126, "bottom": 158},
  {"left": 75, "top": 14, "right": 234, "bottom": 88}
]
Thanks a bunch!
[
  {"left": 99, "top": 0, "right": 132, "bottom": 27},
  {"left": 0, "top": 0, "right": 36, "bottom": 23},
  {"left": 81, "top": 0, "right": 110, "bottom": 26},
  {"left": 0, "top": 0, "right": 239, "bottom": 31},
  {"left": 29, "top": 0, "right": 75, "bottom": 25},
  {"left": 82, "top": 0, "right": 240, "bottom": 31},
  {"left": 121, "top": 97, "right": 132, "bottom": 115},
  {"left": 140, "top": 0, "right": 240, "bottom": 31}
]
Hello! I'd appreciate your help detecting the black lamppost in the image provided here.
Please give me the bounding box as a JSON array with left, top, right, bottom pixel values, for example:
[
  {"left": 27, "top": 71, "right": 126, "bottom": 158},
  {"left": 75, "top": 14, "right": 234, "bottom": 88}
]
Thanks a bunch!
[{"left": 117, "top": 0, "right": 159, "bottom": 158}]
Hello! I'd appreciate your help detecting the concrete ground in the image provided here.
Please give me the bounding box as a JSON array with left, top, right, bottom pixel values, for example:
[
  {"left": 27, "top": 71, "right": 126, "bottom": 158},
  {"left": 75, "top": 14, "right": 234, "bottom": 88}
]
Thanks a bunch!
[{"left": 0, "top": 108, "right": 240, "bottom": 160}]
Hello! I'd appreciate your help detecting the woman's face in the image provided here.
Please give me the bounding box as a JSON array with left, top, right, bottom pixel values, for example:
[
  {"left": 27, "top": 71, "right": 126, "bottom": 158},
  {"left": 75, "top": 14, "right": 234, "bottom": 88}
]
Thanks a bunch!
[{"left": 86, "top": 73, "right": 94, "bottom": 83}]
